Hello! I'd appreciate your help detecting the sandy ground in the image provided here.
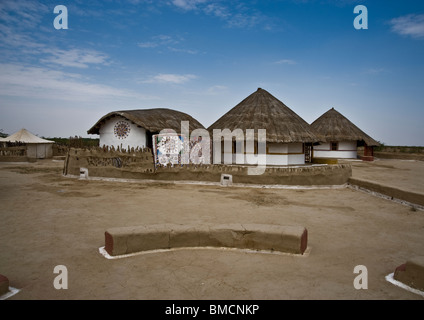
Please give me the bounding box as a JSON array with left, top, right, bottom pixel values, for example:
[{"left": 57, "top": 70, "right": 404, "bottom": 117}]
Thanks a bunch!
[{"left": 0, "top": 159, "right": 423, "bottom": 300}]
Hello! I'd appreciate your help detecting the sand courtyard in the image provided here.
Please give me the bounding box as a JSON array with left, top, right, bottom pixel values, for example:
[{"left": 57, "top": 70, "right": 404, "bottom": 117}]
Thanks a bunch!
[{"left": 0, "top": 159, "right": 423, "bottom": 300}]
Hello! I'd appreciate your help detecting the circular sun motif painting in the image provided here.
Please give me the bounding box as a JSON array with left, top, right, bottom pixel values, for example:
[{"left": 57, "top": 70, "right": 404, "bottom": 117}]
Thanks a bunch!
[{"left": 114, "top": 121, "right": 131, "bottom": 139}]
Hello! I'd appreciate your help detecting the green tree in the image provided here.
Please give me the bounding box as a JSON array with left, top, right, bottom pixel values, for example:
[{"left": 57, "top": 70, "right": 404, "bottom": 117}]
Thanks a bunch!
[{"left": 0, "top": 129, "right": 8, "bottom": 138}]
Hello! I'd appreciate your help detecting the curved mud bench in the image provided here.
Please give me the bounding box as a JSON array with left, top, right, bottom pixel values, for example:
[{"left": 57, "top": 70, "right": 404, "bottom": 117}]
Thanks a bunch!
[
  {"left": 104, "top": 224, "right": 308, "bottom": 256},
  {"left": 0, "top": 275, "right": 9, "bottom": 296},
  {"left": 393, "top": 257, "right": 424, "bottom": 291}
]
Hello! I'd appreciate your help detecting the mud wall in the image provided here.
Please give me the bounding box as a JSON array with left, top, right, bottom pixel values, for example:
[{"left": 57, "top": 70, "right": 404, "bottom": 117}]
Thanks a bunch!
[
  {"left": 358, "top": 146, "right": 424, "bottom": 161},
  {"left": 64, "top": 148, "right": 352, "bottom": 185},
  {"left": 349, "top": 178, "right": 424, "bottom": 206},
  {"left": 63, "top": 147, "right": 155, "bottom": 177},
  {"left": 0, "top": 146, "right": 29, "bottom": 162},
  {"left": 154, "top": 164, "right": 351, "bottom": 185},
  {"left": 104, "top": 224, "right": 308, "bottom": 256},
  {"left": 374, "top": 152, "right": 424, "bottom": 161}
]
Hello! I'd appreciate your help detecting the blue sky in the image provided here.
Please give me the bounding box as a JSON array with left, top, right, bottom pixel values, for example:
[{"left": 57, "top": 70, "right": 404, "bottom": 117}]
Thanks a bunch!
[{"left": 0, "top": 0, "right": 423, "bottom": 146}]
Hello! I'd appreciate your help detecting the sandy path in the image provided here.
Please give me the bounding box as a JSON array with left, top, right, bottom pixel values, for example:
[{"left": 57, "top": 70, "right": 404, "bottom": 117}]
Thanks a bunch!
[{"left": 0, "top": 160, "right": 423, "bottom": 300}]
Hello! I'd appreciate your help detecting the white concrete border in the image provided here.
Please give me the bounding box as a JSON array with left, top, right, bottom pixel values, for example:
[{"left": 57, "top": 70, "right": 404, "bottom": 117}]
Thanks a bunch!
[
  {"left": 64, "top": 174, "right": 346, "bottom": 190},
  {"left": 347, "top": 184, "right": 424, "bottom": 211},
  {"left": 64, "top": 172, "right": 423, "bottom": 210},
  {"left": 0, "top": 287, "right": 20, "bottom": 300},
  {"left": 99, "top": 246, "right": 311, "bottom": 260},
  {"left": 385, "top": 273, "right": 424, "bottom": 298}
]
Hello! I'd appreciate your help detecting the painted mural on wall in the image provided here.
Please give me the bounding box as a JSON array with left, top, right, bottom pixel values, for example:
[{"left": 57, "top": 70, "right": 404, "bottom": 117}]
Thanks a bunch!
[
  {"left": 113, "top": 120, "right": 131, "bottom": 140},
  {"left": 153, "top": 134, "right": 210, "bottom": 167}
]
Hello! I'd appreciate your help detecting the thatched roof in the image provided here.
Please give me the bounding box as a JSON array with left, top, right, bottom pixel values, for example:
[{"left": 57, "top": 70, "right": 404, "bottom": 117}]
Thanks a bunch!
[
  {"left": 310, "top": 108, "right": 380, "bottom": 146},
  {"left": 207, "top": 88, "right": 319, "bottom": 143},
  {"left": 2, "top": 128, "right": 54, "bottom": 144},
  {"left": 87, "top": 108, "right": 205, "bottom": 135}
]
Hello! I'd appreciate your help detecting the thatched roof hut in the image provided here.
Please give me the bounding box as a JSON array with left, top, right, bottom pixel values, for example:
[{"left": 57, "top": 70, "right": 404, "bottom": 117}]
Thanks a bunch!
[
  {"left": 207, "top": 88, "right": 318, "bottom": 143},
  {"left": 87, "top": 108, "right": 206, "bottom": 152},
  {"left": 87, "top": 108, "right": 205, "bottom": 135},
  {"left": 310, "top": 108, "right": 380, "bottom": 147},
  {"left": 207, "top": 88, "right": 319, "bottom": 166}
]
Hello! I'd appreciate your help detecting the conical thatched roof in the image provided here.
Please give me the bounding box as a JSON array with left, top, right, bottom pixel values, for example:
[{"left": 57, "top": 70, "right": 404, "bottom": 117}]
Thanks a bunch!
[
  {"left": 87, "top": 108, "right": 205, "bottom": 135},
  {"left": 207, "top": 88, "right": 318, "bottom": 143},
  {"left": 2, "top": 128, "right": 54, "bottom": 144},
  {"left": 310, "top": 108, "right": 380, "bottom": 146}
]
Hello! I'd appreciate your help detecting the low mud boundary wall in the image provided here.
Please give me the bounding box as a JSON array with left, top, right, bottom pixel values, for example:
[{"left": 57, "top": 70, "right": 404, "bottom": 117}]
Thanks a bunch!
[
  {"left": 0, "top": 156, "right": 31, "bottom": 162},
  {"left": 104, "top": 224, "right": 308, "bottom": 256},
  {"left": 0, "top": 274, "right": 9, "bottom": 296},
  {"left": 154, "top": 164, "right": 351, "bottom": 185},
  {"left": 64, "top": 148, "right": 351, "bottom": 185},
  {"left": 63, "top": 147, "right": 155, "bottom": 175},
  {"left": 393, "top": 257, "right": 424, "bottom": 291},
  {"left": 374, "top": 152, "right": 424, "bottom": 161},
  {"left": 0, "top": 147, "right": 29, "bottom": 162},
  {"left": 349, "top": 178, "right": 424, "bottom": 207}
]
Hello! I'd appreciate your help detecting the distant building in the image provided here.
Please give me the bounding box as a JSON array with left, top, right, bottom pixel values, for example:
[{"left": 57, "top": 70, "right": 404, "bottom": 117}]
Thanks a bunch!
[
  {"left": 1, "top": 128, "right": 54, "bottom": 159},
  {"left": 311, "top": 108, "right": 380, "bottom": 160}
]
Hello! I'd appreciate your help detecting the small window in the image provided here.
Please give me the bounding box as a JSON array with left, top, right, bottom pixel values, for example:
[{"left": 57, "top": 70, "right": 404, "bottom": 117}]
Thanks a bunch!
[{"left": 331, "top": 142, "right": 338, "bottom": 151}]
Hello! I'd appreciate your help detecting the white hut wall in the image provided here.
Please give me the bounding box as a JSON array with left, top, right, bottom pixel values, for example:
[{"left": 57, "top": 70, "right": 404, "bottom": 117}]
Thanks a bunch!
[
  {"left": 265, "top": 142, "right": 305, "bottom": 166},
  {"left": 313, "top": 141, "right": 357, "bottom": 159},
  {"left": 99, "top": 116, "right": 147, "bottom": 150},
  {"left": 215, "top": 141, "right": 306, "bottom": 166}
]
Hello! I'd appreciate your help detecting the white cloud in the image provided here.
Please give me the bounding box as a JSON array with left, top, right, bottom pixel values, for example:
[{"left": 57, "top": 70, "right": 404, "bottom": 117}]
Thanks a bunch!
[
  {"left": 0, "top": 2, "right": 111, "bottom": 70},
  {"left": 138, "top": 41, "right": 159, "bottom": 48},
  {"left": 227, "top": 12, "right": 260, "bottom": 28},
  {"left": 168, "top": 0, "right": 270, "bottom": 29},
  {"left": 204, "top": 3, "right": 230, "bottom": 19},
  {"left": 138, "top": 34, "right": 189, "bottom": 51},
  {"left": 0, "top": 63, "right": 154, "bottom": 102},
  {"left": 208, "top": 3, "right": 267, "bottom": 29},
  {"left": 40, "top": 49, "right": 110, "bottom": 69},
  {"left": 168, "top": 47, "right": 198, "bottom": 54},
  {"left": 275, "top": 59, "right": 297, "bottom": 65},
  {"left": 207, "top": 85, "right": 228, "bottom": 94},
  {"left": 138, "top": 34, "right": 183, "bottom": 48},
  {"left": 154, "top": 34, "right": 176, "bottom": 43},
  {"left": 0, "top": 0, "right": 49, "bottom": 28},
  {"left": 0, "top": 24, "right": 45, "bottom": 51},
  {"left": 390, "top": 14, "right": 424, "bottom": 39},
  {"left": 363, "top": 68, "right": 388, "bottom": 75},
  {"left": 143, "top": 73, "right": 197, "bottom": 84},
  {"left": 171, "top": 0, "right": 207, "bottom": 11}
]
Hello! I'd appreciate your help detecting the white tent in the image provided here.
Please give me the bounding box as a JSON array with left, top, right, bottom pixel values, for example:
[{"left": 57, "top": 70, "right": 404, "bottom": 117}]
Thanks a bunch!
[
  {"left": 2, "top": 128, "right": 54, "bottom": 159},
  {"left": 0, "top": 137, "right": 7, "bottom": 148}
]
